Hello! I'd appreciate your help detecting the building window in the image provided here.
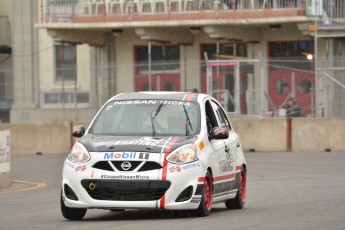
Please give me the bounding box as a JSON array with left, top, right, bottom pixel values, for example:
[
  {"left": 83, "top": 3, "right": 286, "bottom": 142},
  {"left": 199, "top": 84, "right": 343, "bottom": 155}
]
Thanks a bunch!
[
  {"left": 55, "top": 43, "right": 76, "bottom": 81},
  {"left": 42, "top": 92, "right": 89, "bottom": 107},
  {"left": 269, "top": 41, "right": 314, "bottom": 70},
  {"left": 275, "top": 79, "right": 289, "bottom": 94},
  {"left": 201, "top": 42, "right": 247, "bottom": 71},
  {"left": 298, "top": 79, "right": 312, "bottom": 94},
  {"left": 135, "top": 45, "right": 180, "bottom": 73}
]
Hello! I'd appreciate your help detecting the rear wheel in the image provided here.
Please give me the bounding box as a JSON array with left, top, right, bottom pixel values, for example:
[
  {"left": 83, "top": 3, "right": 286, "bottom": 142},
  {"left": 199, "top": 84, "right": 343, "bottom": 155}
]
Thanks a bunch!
[
  {"left": 61, "top": 192, "right": 87, "bottom": 220},
  {"left": 225, "top": 166, "right": 246, "bottom": 209},
  {"left": 194, "top": 171, "right": 213, "bottom": 217}
]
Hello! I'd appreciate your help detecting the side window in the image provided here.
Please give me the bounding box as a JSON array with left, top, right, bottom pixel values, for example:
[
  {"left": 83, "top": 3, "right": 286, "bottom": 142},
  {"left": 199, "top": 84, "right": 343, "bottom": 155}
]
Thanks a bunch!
[
  {"left": 205, "top": 100, "right": 219, "bottom": 135},
  {"left": 210, "top": 100, "right": 232, "bottom": 130}
]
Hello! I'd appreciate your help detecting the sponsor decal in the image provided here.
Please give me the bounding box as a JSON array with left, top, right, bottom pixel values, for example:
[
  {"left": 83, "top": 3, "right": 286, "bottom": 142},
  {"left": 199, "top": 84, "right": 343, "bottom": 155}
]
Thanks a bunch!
[
  {"left": 226, "top": 147, "right": 235, "bottom": 162},
  {"left": 159, "top": 100, "right": 191, "bottom": 106},
  {"left": 139, "top": 152, "right": 149, "bottom": 159},
  {"left": 182, "top": 162, "right": 199, "bottom": 170},
  {"left": 103, "top": 152, "right": 151, "bottom": 160},
  {"left": 219, "top": 160, "right": 233, "bottom": 173},
  {"left": 114, "top": 100, "right": 157, "bottom": 105},
  {"left": 64, "top": 161, "right": 75, "bottom": 169},
  {"left": 168, "top": 162, "right": 200, "bottom": 173},
  {"left": 191, "top": 198, "right": 201, "bottom": 204},
  {"left": 106, "top": 100, "right": 192, "bottom": 111},
  {"left": 198, "top": 140, "right": 205, "bottom": 151},
  {"left": 106, "top": 137, "right": 167, "bottom": 148},
  {"left": 110, "top": 100, "right": 191, "bottom": 106},
  {"left": 169, "top": 166, "right": 182, "bottom": 173},
  {"left": 100, "top": 174, "right": 149, "bottom": 180},
  {"left": 75, "top": 165, "right": 87, "bottom": 172}
]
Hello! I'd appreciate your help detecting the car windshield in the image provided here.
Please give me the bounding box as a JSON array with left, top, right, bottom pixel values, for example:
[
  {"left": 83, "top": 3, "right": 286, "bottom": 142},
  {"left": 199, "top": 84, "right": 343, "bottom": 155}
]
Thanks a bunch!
[{"left": 89, "top": 100, "right": 200, "bottom": 136}]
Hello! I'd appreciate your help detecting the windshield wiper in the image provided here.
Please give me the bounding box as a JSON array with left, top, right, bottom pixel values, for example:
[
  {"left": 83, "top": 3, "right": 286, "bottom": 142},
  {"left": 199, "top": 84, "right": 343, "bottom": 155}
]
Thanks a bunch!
[
  {"left": 151, "top": 103, "right": 164, "bottom": 137},
  {"left": 182, "top": 104, "right": 193, "bottom": 136}
]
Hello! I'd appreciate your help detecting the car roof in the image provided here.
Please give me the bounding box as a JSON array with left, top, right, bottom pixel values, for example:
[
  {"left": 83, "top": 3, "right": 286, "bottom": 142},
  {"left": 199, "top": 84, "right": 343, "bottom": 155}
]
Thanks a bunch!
[{"left": 108, "top": 91, "right": 208, "bottom": 102}]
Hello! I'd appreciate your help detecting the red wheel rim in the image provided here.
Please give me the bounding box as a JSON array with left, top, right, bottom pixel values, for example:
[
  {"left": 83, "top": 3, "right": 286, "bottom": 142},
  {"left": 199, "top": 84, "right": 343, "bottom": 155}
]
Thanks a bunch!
[
  {"left": 239, "top": 169, "right": 247, "bottom": 203},
  {"left": 204, "top": 174, "right": 213, "bottom": 210}
]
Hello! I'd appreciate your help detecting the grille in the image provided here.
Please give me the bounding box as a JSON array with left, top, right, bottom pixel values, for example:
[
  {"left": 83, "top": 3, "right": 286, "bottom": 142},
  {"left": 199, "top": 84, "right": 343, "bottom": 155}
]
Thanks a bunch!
[
  {"left": 138, "top": 161, "right": 162, "bottom": 171},
  {"left": 92, "top": 161, "right": 162, "bottom": 172},
  {"left": 81, "top": 179, "right": 171, "bottom": 201},
  {"left": 93, "top": 161, "right": 113, "bottom": 171},
  {"left": 111, "top": 161, "right": 142, "bottom": 171}
]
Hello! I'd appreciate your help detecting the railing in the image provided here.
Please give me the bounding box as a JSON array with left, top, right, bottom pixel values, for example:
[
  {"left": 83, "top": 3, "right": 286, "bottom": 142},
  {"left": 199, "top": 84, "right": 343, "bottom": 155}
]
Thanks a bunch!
[
  {"left": 40, "top": 0, "right": 306, "bottom": 23},
  {"left": 321, "top": 0, "right": 345, "bottom": 28}
]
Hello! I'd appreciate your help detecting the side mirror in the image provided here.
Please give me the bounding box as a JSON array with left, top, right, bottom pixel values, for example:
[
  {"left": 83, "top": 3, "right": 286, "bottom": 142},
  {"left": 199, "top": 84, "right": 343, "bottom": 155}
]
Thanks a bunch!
[
  {"left": 210, "top": 127, "right": 229, "bottom": 140},
  {"left": 72, "top": 125, "right": 85, "bottom": 138}
]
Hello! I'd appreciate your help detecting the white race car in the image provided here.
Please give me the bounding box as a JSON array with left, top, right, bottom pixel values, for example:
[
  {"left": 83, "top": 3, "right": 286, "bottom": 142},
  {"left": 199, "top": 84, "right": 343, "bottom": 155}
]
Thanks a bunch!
[{"left": 61, "top": 91, "right": 247, "bottom": 220}]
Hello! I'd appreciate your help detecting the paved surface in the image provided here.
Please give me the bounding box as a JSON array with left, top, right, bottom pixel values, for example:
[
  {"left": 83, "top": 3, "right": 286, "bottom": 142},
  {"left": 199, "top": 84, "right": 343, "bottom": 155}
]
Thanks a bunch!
[{"left": 1, "top": 152, "right": 345, "bottom": 230}]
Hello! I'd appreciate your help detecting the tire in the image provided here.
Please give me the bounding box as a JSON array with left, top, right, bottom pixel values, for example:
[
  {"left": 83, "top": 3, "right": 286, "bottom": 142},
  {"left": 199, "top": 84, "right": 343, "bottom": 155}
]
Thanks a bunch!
[
  {"left": 194, "top": 171, "right": 213, "bottom": 217},
  {"left": 225, "top": 166, "right": 246, "bottom": 209},
  {"left": 61, "top": 192, "right": 87, "bottom": 220}
]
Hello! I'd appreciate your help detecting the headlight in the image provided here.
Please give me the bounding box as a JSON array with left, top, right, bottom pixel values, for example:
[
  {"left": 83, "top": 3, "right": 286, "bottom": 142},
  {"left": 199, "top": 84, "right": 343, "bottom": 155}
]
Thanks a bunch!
[
  {"left": 166, "top": 144, "right": 198, "bottom": 164},
  {"left": 68, "top": 142, "right": 90, "bottom": 163}
]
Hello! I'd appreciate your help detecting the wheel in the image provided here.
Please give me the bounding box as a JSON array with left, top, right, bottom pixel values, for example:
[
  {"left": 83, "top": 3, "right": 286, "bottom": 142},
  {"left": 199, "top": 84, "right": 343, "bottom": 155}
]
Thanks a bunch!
[
  {"left": 225, "top": 166, "right": 246, "bottom": 209},
  {"left": 194, "top": 171, "right": 213, "bottom": 217},
  {"left": 61, "top": 192, "right": 87, "bottom": 220}
]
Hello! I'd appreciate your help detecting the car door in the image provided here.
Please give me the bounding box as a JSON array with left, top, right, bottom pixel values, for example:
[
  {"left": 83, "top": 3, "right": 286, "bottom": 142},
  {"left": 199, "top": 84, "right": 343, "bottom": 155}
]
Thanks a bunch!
[
  {"left": 204, "top": 99, "right": 226, "bottom": 187},
  {"left": 209, "top": 100, "right": 239, "bottom": 193}
]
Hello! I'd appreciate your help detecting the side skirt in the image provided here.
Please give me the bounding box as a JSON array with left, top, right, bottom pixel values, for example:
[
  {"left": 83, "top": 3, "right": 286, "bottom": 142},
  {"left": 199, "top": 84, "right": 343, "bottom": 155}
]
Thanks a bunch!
[{"left": 212, "top": 189, "right": 237, "bottom": 203}]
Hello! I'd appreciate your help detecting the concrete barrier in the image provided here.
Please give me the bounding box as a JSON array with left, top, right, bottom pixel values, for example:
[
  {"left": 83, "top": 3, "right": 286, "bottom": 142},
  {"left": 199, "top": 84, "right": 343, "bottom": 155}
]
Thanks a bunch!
[
  {"left": 0, "top": 122, "right": 72, "bottom": 155},
  {"left": 231, "top": 118, "right": 288, "bottom": 152},
  {"left": 1, "top": 118, "right": 345, "bottom": 155},
  {"left": 292, "top": 118, "right": 345, "bottom": 152}
]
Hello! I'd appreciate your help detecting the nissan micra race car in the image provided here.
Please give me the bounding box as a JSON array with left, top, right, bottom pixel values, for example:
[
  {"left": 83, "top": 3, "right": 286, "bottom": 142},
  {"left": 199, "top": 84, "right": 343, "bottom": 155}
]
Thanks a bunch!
[{"left": 61, "top": 91, "right": 247, "bottom": 220}]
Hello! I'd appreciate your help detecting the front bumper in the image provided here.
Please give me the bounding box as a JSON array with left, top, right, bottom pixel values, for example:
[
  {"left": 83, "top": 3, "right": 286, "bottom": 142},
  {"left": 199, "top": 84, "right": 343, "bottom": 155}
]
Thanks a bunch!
[{"left": 62, "top": 157, "right": 204, "bottom": 210}]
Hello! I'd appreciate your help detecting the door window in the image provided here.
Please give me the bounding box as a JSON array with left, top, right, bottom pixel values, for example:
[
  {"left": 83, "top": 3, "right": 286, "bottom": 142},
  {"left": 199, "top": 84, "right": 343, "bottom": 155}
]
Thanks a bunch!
[{"left": 210, "top": 100, "right": 232, "bottom": 130}]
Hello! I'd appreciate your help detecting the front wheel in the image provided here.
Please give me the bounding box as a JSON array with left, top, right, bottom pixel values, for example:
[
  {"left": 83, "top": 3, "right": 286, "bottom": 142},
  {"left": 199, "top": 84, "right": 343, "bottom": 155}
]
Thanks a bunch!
[
  {"left": 61, "top": 192, "right": 87, "bottom": 220},
  {"left": 194, "top": 171, "right": 213, "bottom": 217},
  {"left": 225, "top": 166, "right": 246, "bottom": 209}
]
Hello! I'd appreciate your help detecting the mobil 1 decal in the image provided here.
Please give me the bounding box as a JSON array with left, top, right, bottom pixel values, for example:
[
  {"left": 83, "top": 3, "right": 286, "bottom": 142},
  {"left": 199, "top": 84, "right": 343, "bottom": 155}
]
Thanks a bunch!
[{"left": 103, "top": 152, "right": 150, "bottom": 160}]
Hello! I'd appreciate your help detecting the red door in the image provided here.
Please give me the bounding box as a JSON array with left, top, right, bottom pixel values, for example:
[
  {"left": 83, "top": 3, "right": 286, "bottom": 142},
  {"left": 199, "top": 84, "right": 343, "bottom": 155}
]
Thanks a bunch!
[{"left": 269, "top": 70, "right": 314, "bottom": 115}]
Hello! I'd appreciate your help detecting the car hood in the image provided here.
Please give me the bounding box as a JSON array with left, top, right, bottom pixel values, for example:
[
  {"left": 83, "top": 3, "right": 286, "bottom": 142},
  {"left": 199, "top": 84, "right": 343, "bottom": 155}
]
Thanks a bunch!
[{"left": 79, "top": 134, "right": 198, "bottom": 153}]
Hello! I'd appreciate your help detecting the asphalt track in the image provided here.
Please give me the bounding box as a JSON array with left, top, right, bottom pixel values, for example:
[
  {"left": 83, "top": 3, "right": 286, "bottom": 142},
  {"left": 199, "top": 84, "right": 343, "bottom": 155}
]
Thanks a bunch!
[{"left": 1, "top": 152, "right": 345, "bottom": 230}]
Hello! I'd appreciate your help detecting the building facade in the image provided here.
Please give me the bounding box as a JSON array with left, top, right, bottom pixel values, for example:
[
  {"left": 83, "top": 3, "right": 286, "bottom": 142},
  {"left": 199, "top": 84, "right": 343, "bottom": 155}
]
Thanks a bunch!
[
  {"left": 9, "top": 0, "right": 345, "bottom": 123},
  {"left": 0, "top": 0, "right": 13, "bottom": 123}
]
